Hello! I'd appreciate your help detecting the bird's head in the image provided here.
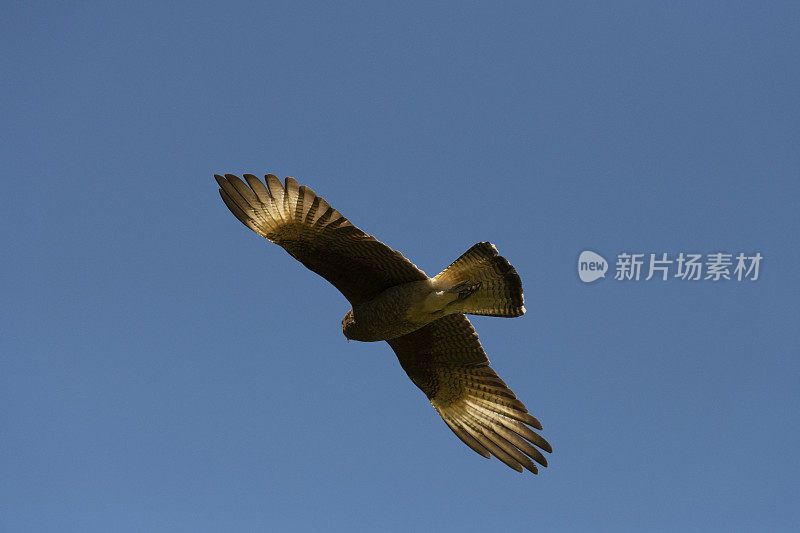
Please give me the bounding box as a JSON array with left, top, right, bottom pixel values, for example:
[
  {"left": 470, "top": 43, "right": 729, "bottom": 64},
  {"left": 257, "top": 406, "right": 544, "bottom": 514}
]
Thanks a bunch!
[{"left": 341, "top": 309, "right": 357, "bottom": 340}]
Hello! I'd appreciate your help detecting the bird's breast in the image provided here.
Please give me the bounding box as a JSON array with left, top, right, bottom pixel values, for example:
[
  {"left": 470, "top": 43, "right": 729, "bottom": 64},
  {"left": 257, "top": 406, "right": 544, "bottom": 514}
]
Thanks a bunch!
[{"left": 349, "top": 279, "right": 441, "bottom": 341}]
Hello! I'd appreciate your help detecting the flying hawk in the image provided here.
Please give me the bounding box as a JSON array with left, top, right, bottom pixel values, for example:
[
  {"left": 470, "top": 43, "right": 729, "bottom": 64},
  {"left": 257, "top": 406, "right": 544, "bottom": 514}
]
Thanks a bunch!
[{"left": 215, "top": 173, "right": 552, "bottom": 473}]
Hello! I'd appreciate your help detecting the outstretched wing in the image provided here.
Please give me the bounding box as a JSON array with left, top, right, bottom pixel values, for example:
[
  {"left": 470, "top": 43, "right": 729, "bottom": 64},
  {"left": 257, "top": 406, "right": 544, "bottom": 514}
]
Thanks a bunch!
[
  {"left": 388, "top": 314, "right": 552, "bottom": 473},
  {"left": 215, "top": 173, "right": 428, "bottom": 304}
]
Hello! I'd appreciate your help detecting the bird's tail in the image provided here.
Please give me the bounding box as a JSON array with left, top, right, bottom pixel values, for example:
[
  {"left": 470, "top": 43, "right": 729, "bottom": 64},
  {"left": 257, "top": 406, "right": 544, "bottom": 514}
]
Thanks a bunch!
[{"left": 432, "top": 242, "right": 525, "bottom": 318}]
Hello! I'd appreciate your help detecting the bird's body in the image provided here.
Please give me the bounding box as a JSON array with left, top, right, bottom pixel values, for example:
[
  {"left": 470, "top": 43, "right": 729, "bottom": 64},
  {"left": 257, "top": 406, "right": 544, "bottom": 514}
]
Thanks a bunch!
[
  {"left": 215, "top": 172, "right": 551, "bottom": 474},
  {"left": 343, "top": 279, "right": 433, "bottom": 342}
]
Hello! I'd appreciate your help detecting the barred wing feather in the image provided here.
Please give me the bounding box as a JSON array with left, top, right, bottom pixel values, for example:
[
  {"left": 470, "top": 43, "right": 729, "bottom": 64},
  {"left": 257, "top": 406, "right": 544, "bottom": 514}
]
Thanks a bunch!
[
  {"left": 388, "top": 314, "right": 551, "bottom": 473},
  {"left": 215, "top": 174, "right": 427, "bottom": 305}
]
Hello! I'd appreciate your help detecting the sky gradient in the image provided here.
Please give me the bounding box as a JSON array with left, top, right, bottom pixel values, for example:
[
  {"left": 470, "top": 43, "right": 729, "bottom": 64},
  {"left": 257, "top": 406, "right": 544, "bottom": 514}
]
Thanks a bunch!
[{"left": 3, "top": 2, "right": 799, "bottom": 531}]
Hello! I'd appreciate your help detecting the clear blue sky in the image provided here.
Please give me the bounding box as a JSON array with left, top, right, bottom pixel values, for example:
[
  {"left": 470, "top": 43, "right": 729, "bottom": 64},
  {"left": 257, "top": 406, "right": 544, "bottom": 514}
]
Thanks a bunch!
[{"left": 3, "top": 2, "right": 799, "bottom": 531}]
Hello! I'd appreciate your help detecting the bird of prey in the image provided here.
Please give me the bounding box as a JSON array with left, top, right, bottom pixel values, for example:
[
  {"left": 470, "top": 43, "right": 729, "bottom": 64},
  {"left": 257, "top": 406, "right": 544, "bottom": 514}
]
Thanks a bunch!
[{"left": 215, "top": 173, "right": 552, "bottom": 474}]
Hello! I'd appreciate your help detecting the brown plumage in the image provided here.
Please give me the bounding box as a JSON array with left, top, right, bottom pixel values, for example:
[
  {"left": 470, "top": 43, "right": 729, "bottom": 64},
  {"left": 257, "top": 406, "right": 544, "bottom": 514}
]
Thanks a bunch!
[{"left": 215, "top": 173, "right": 551, "bottom": 474}]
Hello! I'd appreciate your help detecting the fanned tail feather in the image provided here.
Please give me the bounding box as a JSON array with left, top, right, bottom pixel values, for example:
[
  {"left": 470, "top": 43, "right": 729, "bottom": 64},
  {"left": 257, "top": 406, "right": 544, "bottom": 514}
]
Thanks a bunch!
[{"left": 433, "top": 242, "right": 525, "bottom": 318}]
